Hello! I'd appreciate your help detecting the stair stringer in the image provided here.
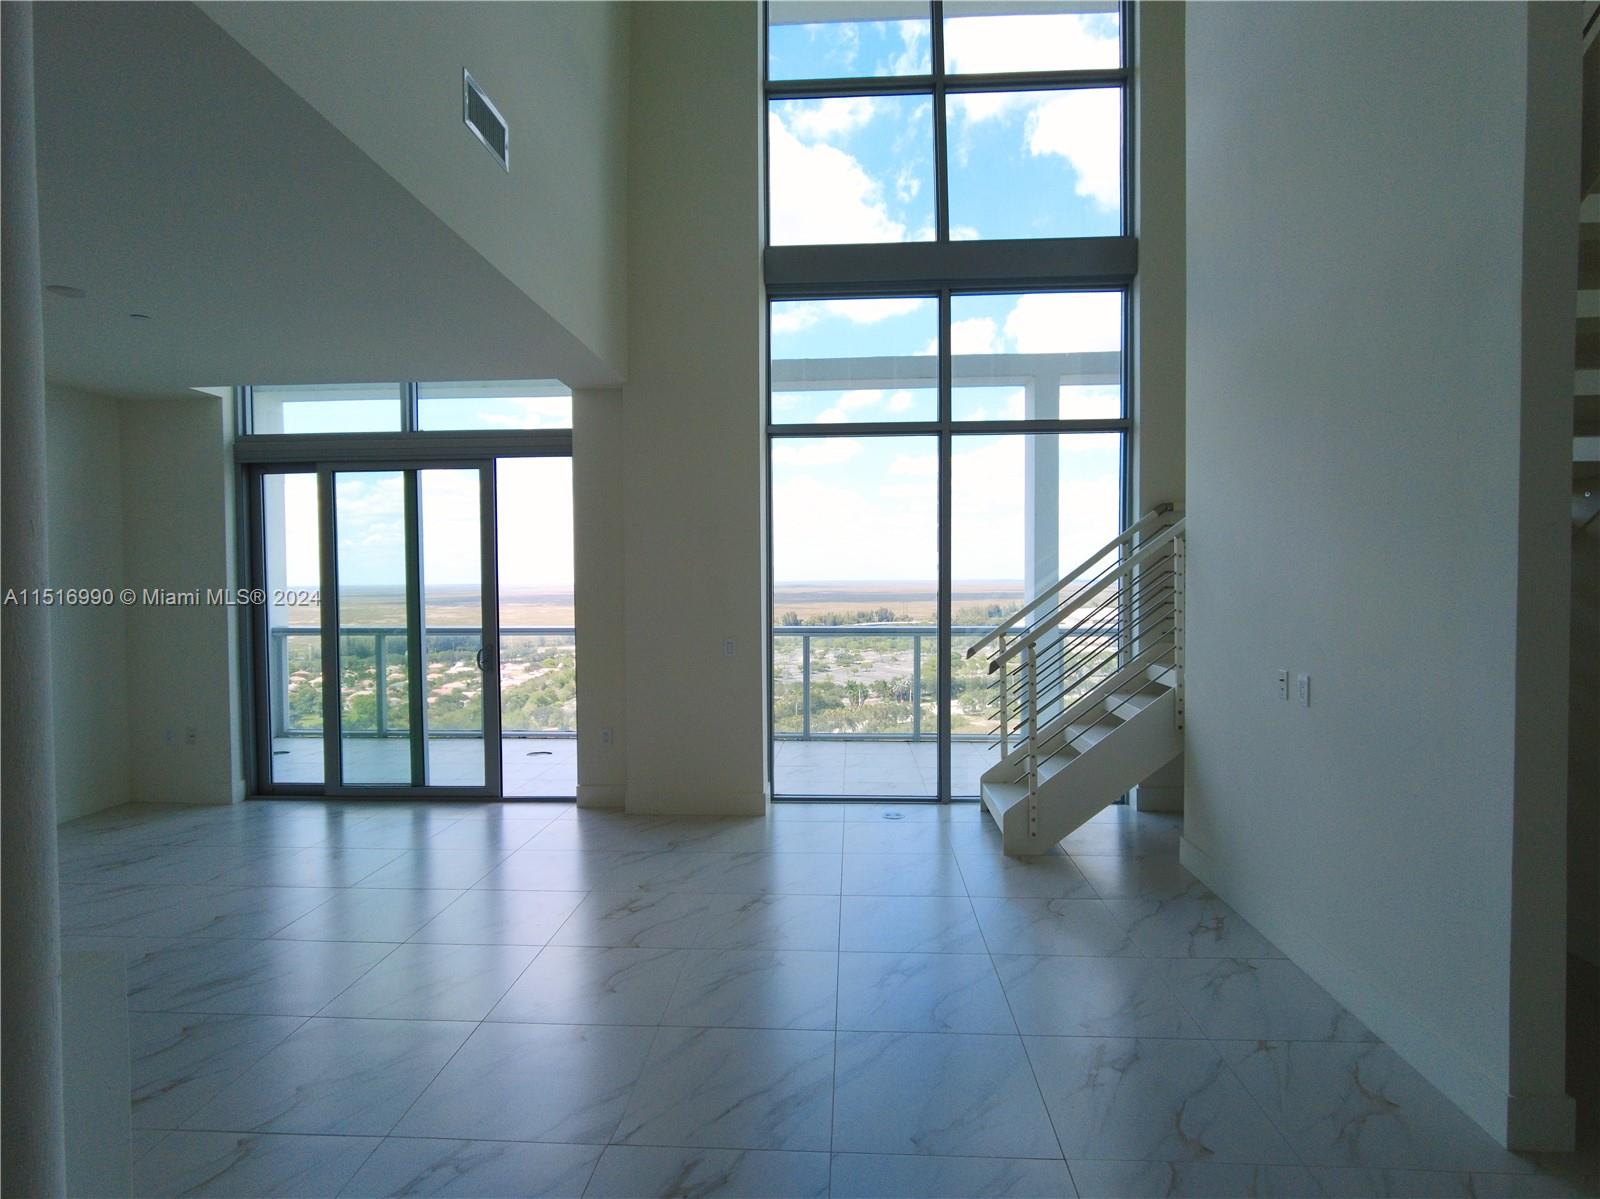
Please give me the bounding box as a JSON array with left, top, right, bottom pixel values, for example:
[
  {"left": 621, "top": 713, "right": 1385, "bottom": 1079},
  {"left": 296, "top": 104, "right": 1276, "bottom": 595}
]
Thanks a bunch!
[
  {"left": 991, "top": 688, "right": 1182, "bottom": 855},
  {"left": 980, "top": 646, "right": 1175, "bottom": 789}
]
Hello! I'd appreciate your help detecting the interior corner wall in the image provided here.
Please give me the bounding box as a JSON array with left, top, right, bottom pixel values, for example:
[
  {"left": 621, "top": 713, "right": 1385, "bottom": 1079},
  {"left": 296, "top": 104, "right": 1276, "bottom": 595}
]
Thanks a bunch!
[
  {"left": 1128, "top": 0, "right": 1186, "bottom": 814},
  {"left": 45, "top": 383, "right": 130, "bottom": 821},
  {"left": 621, "top": 1, "right": 765, "bottom": 816},
  {"left": 573, "top": 386, "right": 627, "bottom": 809},
  {"left": 120, "top": 394, "right": 243, "bottom": 807},
  {"left": 1183, "top": 0, "right": 1575, "bottom": 1149}
]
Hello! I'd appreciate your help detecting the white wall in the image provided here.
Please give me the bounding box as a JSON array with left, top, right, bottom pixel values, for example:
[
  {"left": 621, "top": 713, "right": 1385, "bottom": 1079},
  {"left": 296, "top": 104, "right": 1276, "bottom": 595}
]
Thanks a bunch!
[
  {"left": 574, "top": 387, "right": 628, "bottom": 808},
  {"left": 45, "top": 384, "right": 130, "bottom": 821},
  {"left": 1132, "top": 0, "right": 1185, "bottom": 517},
  {"left": 202, "top": 0, "right": 630, "bottom": 379},
  {"left": 119, "top": 394, "right": 243, "bottom": 806},
  {"left": 620, "top": 1, "right": 766, "bottom": 816},
  {"left": 1129, "top": 0, "right": 1187, "bottom": 814},
  {"left": 1184, "top": 0, "right": 1577, "bottom": 1150}
]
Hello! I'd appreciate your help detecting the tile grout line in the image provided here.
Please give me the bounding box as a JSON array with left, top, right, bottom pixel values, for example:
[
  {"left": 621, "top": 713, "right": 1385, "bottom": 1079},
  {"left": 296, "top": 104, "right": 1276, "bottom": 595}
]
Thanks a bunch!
[{"left": 967, "top": 855, "right": 1076, "bottom": 1187}]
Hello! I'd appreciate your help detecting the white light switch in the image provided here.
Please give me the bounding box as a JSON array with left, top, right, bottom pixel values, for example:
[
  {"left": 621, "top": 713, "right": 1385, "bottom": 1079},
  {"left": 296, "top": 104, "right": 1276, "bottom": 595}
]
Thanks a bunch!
[
  {"left": 1296, "top": 673, "right": 1311, "bottom": 707},
  {"left": 722, "top": 639, "right": 736, "bottom": 658},
  {"left": 1277, "top": 670, "right": 1289, "bottom": 701}
]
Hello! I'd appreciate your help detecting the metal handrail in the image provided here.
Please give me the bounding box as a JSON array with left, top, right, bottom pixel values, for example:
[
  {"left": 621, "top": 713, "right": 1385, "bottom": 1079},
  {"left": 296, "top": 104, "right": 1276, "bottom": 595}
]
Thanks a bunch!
[
  {"left": 988, "top": 518, "right": 1186, "bottom": 674},
  {"left": 965, "top": 502, "right": 1175, "bottom": 660},
  {"left": 989, "top": 589, "right": 1176, "bottom": 724},
  {"left": 973, "top": 514, "right": 1187, "bottom": 828},
  {"left": 993, "top": 569, "right": 1175, "bottom": 708}
]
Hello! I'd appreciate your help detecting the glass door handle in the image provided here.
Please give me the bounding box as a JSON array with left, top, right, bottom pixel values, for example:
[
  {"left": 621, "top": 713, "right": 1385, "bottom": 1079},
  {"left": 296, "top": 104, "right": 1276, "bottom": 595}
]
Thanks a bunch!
[{"left": 475, "top": 647, "right": 490, "bottom": 672}]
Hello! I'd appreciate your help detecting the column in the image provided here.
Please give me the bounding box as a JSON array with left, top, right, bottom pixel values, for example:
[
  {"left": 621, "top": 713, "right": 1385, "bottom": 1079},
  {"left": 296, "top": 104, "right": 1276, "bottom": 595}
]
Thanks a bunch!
[{"left": 1, "top": 3, "right": 68, "bottom": 1195}]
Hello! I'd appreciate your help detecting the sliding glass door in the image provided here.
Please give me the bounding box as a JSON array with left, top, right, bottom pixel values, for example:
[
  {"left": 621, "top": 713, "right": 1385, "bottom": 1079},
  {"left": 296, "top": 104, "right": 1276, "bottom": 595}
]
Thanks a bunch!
[
  {"left": 242, "top": 381, "right": 578, "bottom": 801},
  {"left": 324, "top": 465, "right": 499, "bottom": 795},
  {"left": 253, "top": 462, "right": 502, "bottom": 797}
]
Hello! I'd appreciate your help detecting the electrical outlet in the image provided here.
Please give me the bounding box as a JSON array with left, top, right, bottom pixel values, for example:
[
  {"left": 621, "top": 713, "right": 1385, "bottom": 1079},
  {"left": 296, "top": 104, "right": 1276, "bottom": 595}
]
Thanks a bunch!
[
  {"left": 1296, "top": 673, "right": 1311, "bottom": 707},
  {"left": 601, "top": 727, "right": 613, "bottom": 747},
  {"left": 1277, "top": 670, "right": 1289, "bottom": 701},
  {"left": 184, "top": 726, "right": 198, "bottom": 745},
  {"left": 722, "top": 638, "right": 736, "bottom": 658}
]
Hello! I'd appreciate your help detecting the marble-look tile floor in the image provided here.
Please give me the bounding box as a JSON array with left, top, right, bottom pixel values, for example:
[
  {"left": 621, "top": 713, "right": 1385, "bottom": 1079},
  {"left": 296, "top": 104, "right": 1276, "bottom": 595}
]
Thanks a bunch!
[{"left": 57, "top": 800, "right": 1594, "bottom": 1199}]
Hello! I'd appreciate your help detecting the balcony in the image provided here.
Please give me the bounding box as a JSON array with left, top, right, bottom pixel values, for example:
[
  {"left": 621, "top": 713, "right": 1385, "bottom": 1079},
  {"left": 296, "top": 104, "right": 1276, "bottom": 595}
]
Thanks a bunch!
[
  {"left": 269, "top": 622, "right": 1008, "bottom": 799},
  {"left": 268, "top": 625, "right": 577, "bottom": 797},
  {"left": 773, "top": 624, "right": 999, "bottom": 798}
]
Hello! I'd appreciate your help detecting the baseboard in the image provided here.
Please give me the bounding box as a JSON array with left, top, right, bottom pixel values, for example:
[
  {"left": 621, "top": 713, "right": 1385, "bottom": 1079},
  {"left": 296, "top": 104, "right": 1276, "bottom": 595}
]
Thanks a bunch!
[
  {"left": 577, "top": 784, "right": 625, "bottom": 810},
  {"left": 130, "top": 788, "right": 237, "bottom": 807},
  {"left": 624, "top": 792, "right": 767, "bottom": 817},
  {"left": 1133, "top": 783, "right": 1184, "bottom": 813},
  {"left": 1180, "top": 835, "right": 1574, "bottom": 1152}
]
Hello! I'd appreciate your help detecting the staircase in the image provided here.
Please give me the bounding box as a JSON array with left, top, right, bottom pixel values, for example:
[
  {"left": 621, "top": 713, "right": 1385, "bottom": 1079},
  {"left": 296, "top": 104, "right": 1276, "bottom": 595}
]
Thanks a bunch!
[{"left": 968, "top": 504, "right": 1186, "bottom": 855}]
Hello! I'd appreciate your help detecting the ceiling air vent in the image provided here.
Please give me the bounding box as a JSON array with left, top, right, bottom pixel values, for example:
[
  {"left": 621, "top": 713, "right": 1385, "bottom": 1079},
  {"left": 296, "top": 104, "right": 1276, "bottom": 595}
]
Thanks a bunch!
[{"left": 463, "top": 70, "right": 508, "bottom": 171}]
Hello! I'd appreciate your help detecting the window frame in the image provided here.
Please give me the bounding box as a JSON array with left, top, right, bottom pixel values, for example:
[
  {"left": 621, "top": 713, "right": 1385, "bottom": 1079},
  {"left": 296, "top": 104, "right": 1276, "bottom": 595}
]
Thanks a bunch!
[
  {"left": 763, "top": 2, "right": 1137, "bottom": 803},
  {"left": 763, "top": 0, "right": 1134, "bottom": 265},
  {"left": 764, "top": 284, "right": 1131, "bottom": 800}
]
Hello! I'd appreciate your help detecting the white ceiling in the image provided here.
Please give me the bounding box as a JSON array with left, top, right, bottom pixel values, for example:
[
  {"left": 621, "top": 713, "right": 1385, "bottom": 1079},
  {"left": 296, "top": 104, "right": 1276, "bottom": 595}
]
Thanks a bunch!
[{"left": 33, "top": 2, "right": 621, "bottom": 402}]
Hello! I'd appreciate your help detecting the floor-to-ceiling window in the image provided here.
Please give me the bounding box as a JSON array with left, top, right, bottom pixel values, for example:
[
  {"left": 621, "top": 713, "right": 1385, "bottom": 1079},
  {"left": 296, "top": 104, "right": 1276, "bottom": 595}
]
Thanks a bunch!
[
  {"left": 765, "top": 0, "right": 1132, "bottom": 801},
  {"left": 242, "top": 381, "right": 579, "bottom": 800}
]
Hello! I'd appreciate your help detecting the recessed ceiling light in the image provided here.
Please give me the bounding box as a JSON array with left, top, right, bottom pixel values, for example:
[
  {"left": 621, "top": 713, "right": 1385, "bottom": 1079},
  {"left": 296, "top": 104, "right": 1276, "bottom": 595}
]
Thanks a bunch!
[
  {"left": 46, "top": 284, "right": 85, "bottom": 298},
  {"left": 129, "top": 313, "right": 152, "bottom": 320}
]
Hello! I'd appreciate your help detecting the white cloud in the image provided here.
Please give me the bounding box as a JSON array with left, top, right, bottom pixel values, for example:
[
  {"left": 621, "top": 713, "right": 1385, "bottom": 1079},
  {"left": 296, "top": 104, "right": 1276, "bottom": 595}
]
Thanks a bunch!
[
  {"left": 768, "top": 112, "right": 904, "bottom": 245},
  {"left": 496, "top": 458, "right": 575, "bottom": 587},
  {"left": 1003, "top": 292, "right": 1122, "bottom": 354},
  {"left": 888, "top": 453, "right": 937, "bottom": 478},
  {"left": 1027, "top": 88, "right": 1121, "bottom": 211},
  {"left": 942, "top": 12, "right": 1119, "bottom": 76},
  {"left": 821, "top": 297, "right": 928, "bottom": 325},
  {"left": 772, "top": 473, "right": 936, "bottom": 581},
  {"left": 771, "top": 306, "right": 821, "bottom": 336},
  {"left": 772, "top": 439, "right": 864, "bottom": 468},
  {"left": 885, "top": 390, "right": 916, "bottom": 413},
  {"left": 948, "top": 91, "right": 1017, "bottom": 130},
  {"left": 951, "top": 316, "right": 1000, "bottom": 354},
  {"left": 949, "top": 437, "right": 1121, "bottom": 579},
  {"left": 786, "top": 96, "right": 878, "bottom": 141},
  {"left": 890, "top": 21, "right": 930, "bottom": 75},
  {"left": 895, "top": 164, "right": 921, "bottom": 204},
  {"left": 946, "top": 85, "right": 1121, "bottom": 215},
  {"left": 817, "top": 390, "right": 885, "bottom": 422}
]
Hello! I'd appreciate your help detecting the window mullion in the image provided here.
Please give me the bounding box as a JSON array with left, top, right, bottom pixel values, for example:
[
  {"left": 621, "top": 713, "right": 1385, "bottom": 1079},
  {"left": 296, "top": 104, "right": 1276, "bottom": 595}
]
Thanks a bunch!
[{"left": 931, "top": 0, "right": 949, "bottom": 244}]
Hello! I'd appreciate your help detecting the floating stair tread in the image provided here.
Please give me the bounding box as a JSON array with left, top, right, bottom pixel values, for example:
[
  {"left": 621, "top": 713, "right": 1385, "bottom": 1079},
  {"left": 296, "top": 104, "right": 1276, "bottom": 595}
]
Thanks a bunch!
[
  {"left": 1039, "top": 755, "right": 1072, "bottom": 783},
  {"left": 1065, "top": 717, "right": 1121, "bottom": 748},
  {"left": 982, "top": 780, "right": 1029, "bottom": 817},
  {"left": 1107, "top": 688, "right": 1164, "bottom": 714}
]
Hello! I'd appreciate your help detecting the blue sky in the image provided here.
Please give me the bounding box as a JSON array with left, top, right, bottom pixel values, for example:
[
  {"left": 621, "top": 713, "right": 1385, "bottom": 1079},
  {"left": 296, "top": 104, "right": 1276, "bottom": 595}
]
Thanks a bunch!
[{"left": 767, "top": 7, "right": 1122, "bottom": 244}]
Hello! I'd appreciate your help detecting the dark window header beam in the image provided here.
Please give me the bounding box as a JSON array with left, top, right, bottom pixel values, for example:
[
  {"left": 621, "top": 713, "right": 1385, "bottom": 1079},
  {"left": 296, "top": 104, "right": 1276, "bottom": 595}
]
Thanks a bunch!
[{"left": 764, "top": 236, "right": 1136, "bottom": 294}]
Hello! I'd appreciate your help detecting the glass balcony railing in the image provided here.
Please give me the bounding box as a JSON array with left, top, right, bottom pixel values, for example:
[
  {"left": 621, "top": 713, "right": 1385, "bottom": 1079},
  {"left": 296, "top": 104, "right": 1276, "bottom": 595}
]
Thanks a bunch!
[
  {"left": 269, "top": 625, "right": 576, "bottom": 739},
  {"left": 273, "top": 622, "right": 1116, "bottom": 750},
  {"left": 771, "top": 624, "right": 998, "bottom": 742}
]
